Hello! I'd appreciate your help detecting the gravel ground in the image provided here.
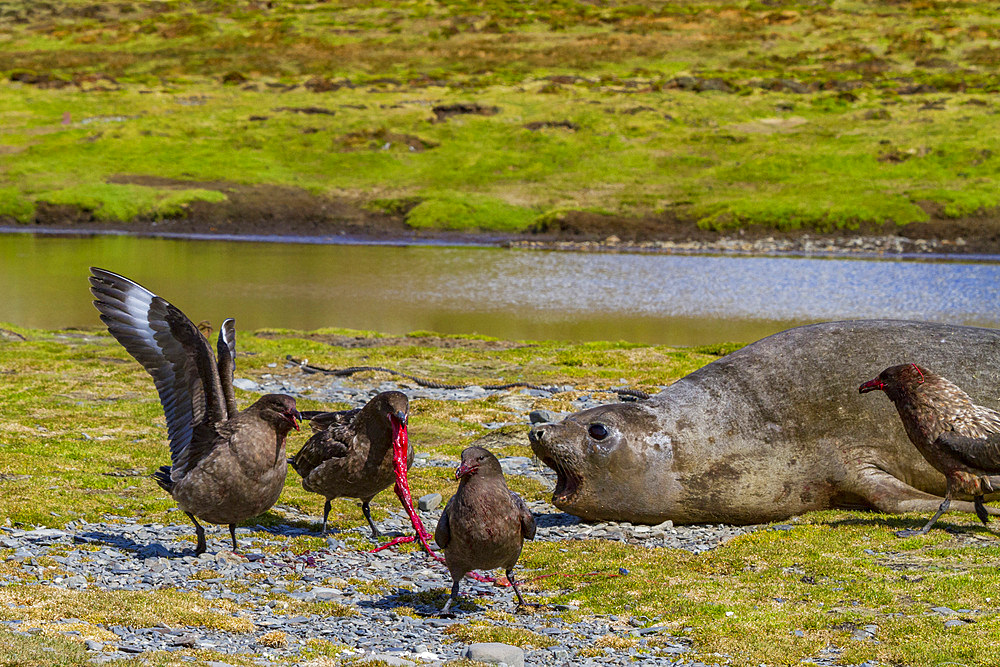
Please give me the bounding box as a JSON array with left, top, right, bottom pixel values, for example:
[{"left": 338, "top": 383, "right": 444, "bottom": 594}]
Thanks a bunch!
[
  {"left": 1, "top": 372, "right": 761, "bottom": 666},
  {"left": 508, "top": 233, "right": 969, "bottom": 258},
  {"left": 232, "top": 369, "right": 633, "bottom": 412},
  {"left": 0, "top": 500, "right": 748, "bottom": 666}
]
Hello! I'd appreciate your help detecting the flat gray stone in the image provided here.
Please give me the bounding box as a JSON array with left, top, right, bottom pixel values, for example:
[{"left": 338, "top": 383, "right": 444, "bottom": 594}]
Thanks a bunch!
[
  {"left": 465, "top": 642, "right": 525, "bottom": 667},
  {"left": 312, "top": 587, "right": 343, "bottom": 600},
  {"left": 232, "top": 378, "right": 259, "bottom": 391},
  {"left": 529, "top": 410, "right": 555, "bottom": 424},
  {"left": 417, "top": 493, "right": 442, "bottom": 511},
  {"left": 24, "top": 528, "right": 66, "bottom": 541},
  {"left": 169, "top": 634, "right": 198, "bottom": 647}
]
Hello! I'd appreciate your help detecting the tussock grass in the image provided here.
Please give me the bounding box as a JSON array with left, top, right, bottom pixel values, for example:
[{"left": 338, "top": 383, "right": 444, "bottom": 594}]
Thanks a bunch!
[
  {"left": 593, "top": 633, "right": 638, "bottom": 650},
  {"left": 0, "top": 587, "right": 255, "bottom": 632},
  {"left": 0, "top": 628, "right": 94, "bottom": 667},
  {"left": 256, "top": 630, "right": 287, "bottom": 648},
  {"left": 443, "top": 621, "right": 559, "bottom": 648},
  {"left": 8, "top": 620, "right": 117, "bottom": 644},
  {"left": 300, "top": 637, "right": 349, "bottom": 660},
  {"left": 287, "top": 600, "right": 358, "bottom": 619}
]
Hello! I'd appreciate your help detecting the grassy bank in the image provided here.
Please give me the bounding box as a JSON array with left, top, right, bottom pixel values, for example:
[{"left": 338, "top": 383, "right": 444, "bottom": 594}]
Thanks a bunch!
[
  {"left": 2, "top": 325, "right": 1000, "bottom": 665},
  {"left": 2, "top": 1, "right": 1000, "bottom": 237}
]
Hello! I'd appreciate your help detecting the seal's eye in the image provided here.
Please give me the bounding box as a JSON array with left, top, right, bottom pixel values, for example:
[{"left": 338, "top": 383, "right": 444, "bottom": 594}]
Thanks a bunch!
[{"left": 588, "top": 423, "right": 609, "bottom": 441}]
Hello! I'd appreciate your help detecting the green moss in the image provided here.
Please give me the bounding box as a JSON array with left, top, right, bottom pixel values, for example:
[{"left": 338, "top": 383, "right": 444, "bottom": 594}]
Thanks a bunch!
[
  {"left": 36, "top": 184, "right": 227, "bottom": 222},
  {"left": 515, "top": 512, "right": 1000, "bottom": 665},
  {"left": 909, "top": 186, "right": 1000, "bottom": 219},
  {"left": 0, "top": 186, "right": 36, "bottom": 223},
  {"left": 405, "top": 192, "right": 538, "bottom": 232},
  {"left": 687, "top": 341, "right": 746, "bottom": 356},
  {"left": 365, "top": 196, "right": 423, "bottom": 216}
]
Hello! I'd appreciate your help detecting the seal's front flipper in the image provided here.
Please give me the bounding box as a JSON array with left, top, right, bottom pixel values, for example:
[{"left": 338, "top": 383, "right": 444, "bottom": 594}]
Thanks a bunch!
[{"left": 847, "top": 464, "right": 1000, "bottom": 518}]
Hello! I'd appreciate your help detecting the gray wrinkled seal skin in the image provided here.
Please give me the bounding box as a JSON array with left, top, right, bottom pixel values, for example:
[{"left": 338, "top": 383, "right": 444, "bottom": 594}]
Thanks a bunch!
[{"left": 529, "top": 320, "right": 1000, "bottom": 525}]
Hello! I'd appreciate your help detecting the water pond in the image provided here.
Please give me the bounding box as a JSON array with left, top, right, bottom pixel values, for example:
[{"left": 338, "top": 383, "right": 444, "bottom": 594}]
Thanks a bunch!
[{"left": 2, "top": 232, "right": 998, "bottom": 346}]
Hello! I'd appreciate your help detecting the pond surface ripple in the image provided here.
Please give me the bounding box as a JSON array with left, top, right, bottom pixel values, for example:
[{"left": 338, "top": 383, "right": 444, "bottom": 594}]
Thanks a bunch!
[{"left": 2, "top": 233, "right": 998, "bottom": 346}]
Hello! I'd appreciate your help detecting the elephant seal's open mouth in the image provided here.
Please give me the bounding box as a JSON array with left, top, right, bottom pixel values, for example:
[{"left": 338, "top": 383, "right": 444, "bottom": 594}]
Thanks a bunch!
[
  {"left": 527, "top": 402, "right": 661, "bottom": 521},
  {"left": 529, "top": 424, "right": 584, "bottom": 507},
  {"left": 539, "top": 454, "right": 582, "bottom": 505}
]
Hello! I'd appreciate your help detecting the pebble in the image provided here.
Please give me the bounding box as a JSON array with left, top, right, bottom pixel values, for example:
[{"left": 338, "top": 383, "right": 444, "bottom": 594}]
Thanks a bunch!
[
  {"left": 231, "top": 378, "right": 260, "bottom": 391},
  {"left": 266, "top": 365, "right": 615, "bottom": 412},
  {"left": 529, "top": 410, "right": 556, "bottom": 424},
  {"left": 417, "top": 493, "right": 442, "bottom": 511},
  {"left": 466, "top": 642, "right": 525, "bottom": 667},
  {"left": 931, "top": 606, "right": 957, "bottom": 615}
]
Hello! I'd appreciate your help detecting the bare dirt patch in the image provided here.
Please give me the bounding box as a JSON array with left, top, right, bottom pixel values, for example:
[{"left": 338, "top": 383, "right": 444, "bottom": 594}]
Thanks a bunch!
[
  {"left": 524, "top": 120, "right": 580, "bottom": 131},
  {"left": 431, "top": 103, "right": 500, "bottom": 122},
  {"left": 334, "top": 129, "right": 437, "bottom": 152},
  {"left": 272, "top": 106, "right": 336, "bottom": 116},
  {"left": 32, "top": 175, "right": 414, "bottom": 239}
]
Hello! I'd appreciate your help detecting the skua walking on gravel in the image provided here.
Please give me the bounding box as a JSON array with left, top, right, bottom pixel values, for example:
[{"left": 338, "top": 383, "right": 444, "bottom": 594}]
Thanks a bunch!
[
  {"left": 89, "top": 267, "right": 301, "bottom": 555},
  {"left": 435, "top": 446, "right": 536, "bottom": 614}
]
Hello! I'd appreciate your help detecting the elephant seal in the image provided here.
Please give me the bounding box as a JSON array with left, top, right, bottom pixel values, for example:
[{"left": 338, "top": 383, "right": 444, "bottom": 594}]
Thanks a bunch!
[{"left": 528, "top": 320, "right": 1000, "bottom": 525}]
